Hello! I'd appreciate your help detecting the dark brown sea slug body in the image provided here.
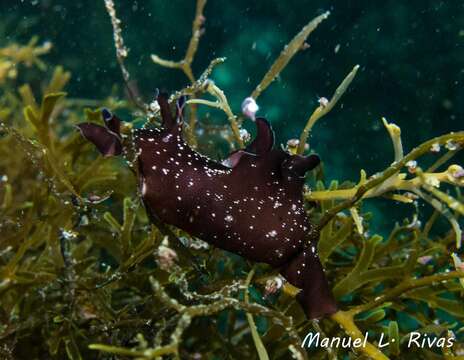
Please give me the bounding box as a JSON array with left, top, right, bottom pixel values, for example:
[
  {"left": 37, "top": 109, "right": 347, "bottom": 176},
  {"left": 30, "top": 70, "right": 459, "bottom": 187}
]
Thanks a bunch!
[{"left": 77, "top": 94, "right": 337, "bottom": 319}]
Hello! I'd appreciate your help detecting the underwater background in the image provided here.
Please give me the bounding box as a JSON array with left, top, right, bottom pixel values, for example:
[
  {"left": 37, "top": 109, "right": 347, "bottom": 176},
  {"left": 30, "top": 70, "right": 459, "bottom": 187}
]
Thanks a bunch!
[{"left": 1, "top": 1, "right": 464, "bottom": 359}]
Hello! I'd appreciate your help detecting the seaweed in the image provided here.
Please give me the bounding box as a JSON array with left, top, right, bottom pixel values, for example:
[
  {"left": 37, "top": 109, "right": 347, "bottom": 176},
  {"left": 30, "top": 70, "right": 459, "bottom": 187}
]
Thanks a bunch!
[{"left": 0, "top": 2, "right": 463, "bottom": 359}]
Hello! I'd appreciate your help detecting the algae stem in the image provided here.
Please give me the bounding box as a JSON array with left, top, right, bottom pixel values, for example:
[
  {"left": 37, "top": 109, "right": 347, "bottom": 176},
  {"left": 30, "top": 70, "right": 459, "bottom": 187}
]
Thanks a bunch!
[
  {"left": 251, "top": 11, "right": 330, "bottom": 100},
  {"left": 297, "top": 64, "right": 359, "bottom": 154},
  {"left": 354, "top": 270, "right": 464, "bottom": 314},
  {"left": 413, "top": 188, "right": 462, "bottom": 248},
  {"left": 104, "top": 0, "right": 147, "bottom": 112},
  {"left": 382, "top": 117, "right": 403, "bottom": 162},
  {"left": 317, "top": 131, "right": 464, "bottom": 230},
  {"left": 245, "top": 268, "right": 270, "bottom": 360},
  {"left": 150, "top": 0, "right": 207, "bottom": 146},
  {"left": 330, "top": 311, "right": 390, "bottom": 360},
  {"left": 204, "top": 81, "right": 244, "bottom": 147},
  {"left": 427, "top": 148, "right": 460, "bottom": 172},
  {"left": 184, "top": 0, "right": 207, "bottom": 66},
  {"left": 89, "top": 343, "right": 178, "bottom": 358}
]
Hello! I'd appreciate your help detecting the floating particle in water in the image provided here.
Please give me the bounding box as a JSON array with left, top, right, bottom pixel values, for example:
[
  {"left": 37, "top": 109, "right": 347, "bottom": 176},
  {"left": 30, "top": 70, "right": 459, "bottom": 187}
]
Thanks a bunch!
[{"left": 131, "top": 1, "right": 138, "bottom": 11}]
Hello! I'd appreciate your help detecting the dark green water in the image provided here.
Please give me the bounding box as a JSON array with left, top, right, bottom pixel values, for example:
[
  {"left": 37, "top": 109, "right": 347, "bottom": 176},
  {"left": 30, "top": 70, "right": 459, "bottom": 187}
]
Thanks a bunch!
[{"left": 2, "top": 0, "right": 464, "bottom": 234}]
